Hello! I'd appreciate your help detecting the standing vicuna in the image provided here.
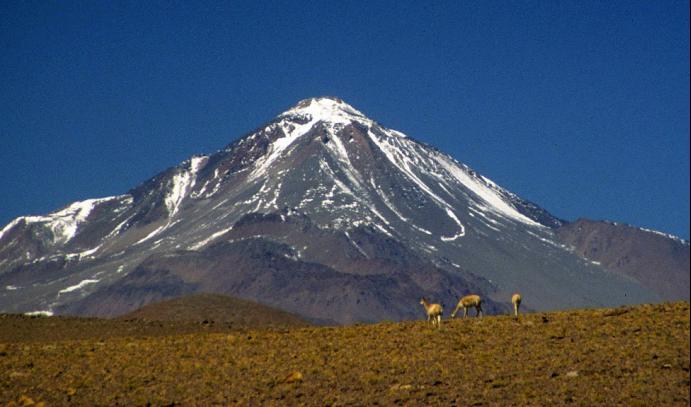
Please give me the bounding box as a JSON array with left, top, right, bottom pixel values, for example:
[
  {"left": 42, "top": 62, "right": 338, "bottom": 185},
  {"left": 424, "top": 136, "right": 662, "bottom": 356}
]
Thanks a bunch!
[
  {"left": 512, "top": 293, "right": 522, "bottom": 318},
  {"left": 451, "top": 294, "right": 483, "bottom": 318},
  {"left": 419, "top": 297, "right": 443, "bottom": 328}
]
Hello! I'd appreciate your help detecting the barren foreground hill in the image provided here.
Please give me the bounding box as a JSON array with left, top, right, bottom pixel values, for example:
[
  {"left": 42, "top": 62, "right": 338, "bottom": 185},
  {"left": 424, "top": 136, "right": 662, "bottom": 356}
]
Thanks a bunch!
[
  {"left": 1, "top": 302, "right": 689, "bottom": 406},
  {"left": 120, "top": 293, "right": 311, "bottom": 327}
]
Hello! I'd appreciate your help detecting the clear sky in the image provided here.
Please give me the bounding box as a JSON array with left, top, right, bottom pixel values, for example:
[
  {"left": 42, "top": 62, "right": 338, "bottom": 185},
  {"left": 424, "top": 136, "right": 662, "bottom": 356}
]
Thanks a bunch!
[{"left": 1, "top": 1, "right": 689, "bottom": 239}]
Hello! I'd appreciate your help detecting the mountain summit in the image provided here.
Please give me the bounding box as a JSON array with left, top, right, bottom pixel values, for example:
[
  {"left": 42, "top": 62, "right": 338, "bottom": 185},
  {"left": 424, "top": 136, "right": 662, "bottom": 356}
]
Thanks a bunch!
[
  {"left": 0, "top": 98, "right": 685, "bottom": 323},
  {"left": 281, "top": 96, "right": 372, "bottom": 123}
]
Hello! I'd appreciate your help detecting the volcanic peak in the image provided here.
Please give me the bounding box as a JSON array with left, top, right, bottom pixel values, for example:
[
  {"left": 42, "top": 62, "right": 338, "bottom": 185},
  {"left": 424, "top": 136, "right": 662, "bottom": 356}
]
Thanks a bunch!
[{"left": 279, "top": 96, "right": 373, "bottom": 128}]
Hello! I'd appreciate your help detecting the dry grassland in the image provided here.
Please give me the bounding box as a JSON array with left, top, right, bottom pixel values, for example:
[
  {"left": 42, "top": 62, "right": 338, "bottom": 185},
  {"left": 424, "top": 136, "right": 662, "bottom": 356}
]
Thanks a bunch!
[{"left": 1, "top": 302, "right": 688, "bottom": 406}]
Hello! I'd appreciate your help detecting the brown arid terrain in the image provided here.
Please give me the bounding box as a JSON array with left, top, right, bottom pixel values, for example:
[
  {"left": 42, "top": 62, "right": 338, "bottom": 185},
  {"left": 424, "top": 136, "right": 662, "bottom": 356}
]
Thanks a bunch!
[
  {"left": 0, "top": 294, "right": 310, "bottom": 344},
  {"left": 120, "top": 293, "right": 311, "bottom": 328},
  {"left": 1, "top": 301, "right": 689, "bottom": 406}
]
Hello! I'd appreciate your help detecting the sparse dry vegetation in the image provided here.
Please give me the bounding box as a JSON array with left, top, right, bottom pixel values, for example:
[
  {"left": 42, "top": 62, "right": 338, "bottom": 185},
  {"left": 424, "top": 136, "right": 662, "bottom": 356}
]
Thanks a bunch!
[{"left": 1, "top": 302, "right": 689, "bottom": 406}]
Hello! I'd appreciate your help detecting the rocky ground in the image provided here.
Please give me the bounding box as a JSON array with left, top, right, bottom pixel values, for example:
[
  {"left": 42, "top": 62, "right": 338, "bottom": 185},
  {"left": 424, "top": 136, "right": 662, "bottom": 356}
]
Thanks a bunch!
[{"left": 1, "top": 302, "right": 689, "bottom": 406}]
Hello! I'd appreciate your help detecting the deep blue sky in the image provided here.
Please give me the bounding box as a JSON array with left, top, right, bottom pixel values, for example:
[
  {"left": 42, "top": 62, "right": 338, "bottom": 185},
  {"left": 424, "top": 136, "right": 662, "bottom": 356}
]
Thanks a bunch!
[{"left": 1, "top": 1, "right": 689, "bottom": 239}]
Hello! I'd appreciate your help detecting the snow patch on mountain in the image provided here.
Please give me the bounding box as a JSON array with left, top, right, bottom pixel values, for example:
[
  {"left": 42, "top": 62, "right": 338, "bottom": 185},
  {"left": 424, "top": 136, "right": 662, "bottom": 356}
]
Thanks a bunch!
[
  {"left": 637, "top": 227, "right": 689, "bottom": 244},
  {"left": 188, "top": 226, "right": 234, "bottom": 250},
  {"left": 192, "top": 167, "right": 225, "bottom": 199},
  {"left": 0, "top": 196, "right": 127, "bottom": 244},
  {"left": 524, "top": 229, "right": 563, "bottom": 249},
  {"left": 165, "top": 156, "right": 207, "bottom": 217},
  {"left": 0, "top": 218, "right": 24, "bottom": 242},
  {"left": 372, "top": 180, "right": 409, "bottom": 223},
  {"left": 132, "top": 156, "right": 210, "bottom": 245},
  {"left": 58, "top": 279, "right": 100, "bottom": 295},
  {"left": 367, "top": 129, "right": 466, "bottom": 240},
  {"left": 134, "top": 224, "right": 170, "bottom": 246},
  {"left": 248, "top": 120, "right": 316, "bottom": 182},
  {"left": 433, "top": 154, "right": 543, "bottom": 227},
  {"left": 63, "top": 244, "right": 104, "bottom": 261},
  {"left": 249, "top": 97, "right": 380, "bottom": 184},
  {"left": 322, "top": 127, "right": 367, "bottom": 192},
  {"left": 103, "top": 213, "right": 136, "bottom": 240},
  {"left": 280, "top": 97, "right": 373, "bottom": 127}
]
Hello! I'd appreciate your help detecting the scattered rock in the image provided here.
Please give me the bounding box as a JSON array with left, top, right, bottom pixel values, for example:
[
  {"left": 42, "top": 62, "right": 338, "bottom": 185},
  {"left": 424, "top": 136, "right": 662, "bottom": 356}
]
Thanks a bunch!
[
  {"left": 603, "top": 308, "right": 629, "bottom": 317},
  {"left": 390, "top": 384, "right": 414, "bottom": 391},
  {"left": 18, "top": 395, "right": 35, "bottom": 406},
  {"left": 565, "top": 371, "right": 579, "bottom": 378},
  {"left": 662, "top": 364, "right": 672, "bottom": 370},
  {"left": 283, "top": 371, "right": 303, "bottom": 383}
]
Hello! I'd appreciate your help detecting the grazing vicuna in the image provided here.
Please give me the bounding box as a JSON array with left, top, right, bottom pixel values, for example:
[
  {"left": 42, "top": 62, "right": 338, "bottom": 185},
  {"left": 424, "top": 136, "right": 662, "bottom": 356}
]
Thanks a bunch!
[
  {"left": 451, "top": 294, "right": 483, "bottom": 318},
  {"left": 512, "top": 293, "right": 522, "bottom": 318},
  {"left": 419, "top": 297, "right": 443, "bottom": 328}
]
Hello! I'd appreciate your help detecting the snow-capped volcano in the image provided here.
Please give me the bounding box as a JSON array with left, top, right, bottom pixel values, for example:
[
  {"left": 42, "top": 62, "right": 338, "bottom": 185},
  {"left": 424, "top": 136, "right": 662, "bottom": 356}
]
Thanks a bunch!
[{"left": 0, "top": 97, "right": 685, "bottom": 323}]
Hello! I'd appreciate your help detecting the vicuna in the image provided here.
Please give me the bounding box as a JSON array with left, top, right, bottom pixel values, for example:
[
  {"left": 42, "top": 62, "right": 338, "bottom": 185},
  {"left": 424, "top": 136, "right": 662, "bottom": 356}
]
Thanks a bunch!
[
  {"left": 419, "top": 297, "right": 443, "bottom": 328},
  {"left": 512, "top": 293, "right": 522, "bottom": 318},
  {"left": 451, "top": 294, "right": 483, "bottom": 318}
]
